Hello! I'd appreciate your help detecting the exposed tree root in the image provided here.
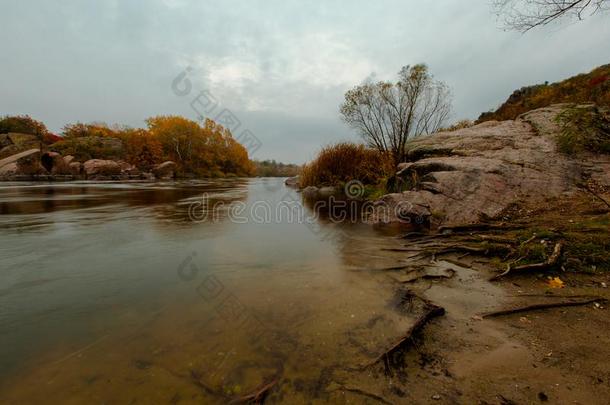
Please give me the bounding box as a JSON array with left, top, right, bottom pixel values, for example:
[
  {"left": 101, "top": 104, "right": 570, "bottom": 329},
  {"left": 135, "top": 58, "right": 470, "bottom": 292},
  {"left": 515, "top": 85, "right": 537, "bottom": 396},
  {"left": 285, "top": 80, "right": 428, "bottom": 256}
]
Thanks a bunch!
[
  {"left": 187, "top": 369, "right": 227, "bottom": 399},
  {"left": 490, "top": 241, "right": 563, "bottom": 281},
  {"left": 230, "top": 377, "right": 280, "bottom": 404},
  {"left": 373, "top": 264, "right": 423, "bottom": 272},
  {"left": 330, "top": 386, "right": 393, "bottom": 405},
  {"left": 438, "top": 223, "right": 528, "bottom": 234},
  {"left": 580, "top": 182, "right": 610, "bottom": 209},
  {"left": 365, "top": 295, "right": 445, "bottom": 369},
  {"left": 480, "top": 297, "right": 607, "bottom": 318},
  {"left": 392, "top": 269, "right": 456, "bottom": 284},
  {"left": 433, "top": 243, "right": 513, "bottom": 257}
]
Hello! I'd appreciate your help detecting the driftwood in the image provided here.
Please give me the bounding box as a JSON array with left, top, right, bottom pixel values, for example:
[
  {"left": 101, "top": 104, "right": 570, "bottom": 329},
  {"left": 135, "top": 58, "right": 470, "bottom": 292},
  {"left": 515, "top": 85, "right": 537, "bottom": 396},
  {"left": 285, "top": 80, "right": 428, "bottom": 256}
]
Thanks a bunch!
[
  {"left": 480, "top": 297, "right": 606, "bottom": 318},
  {"left": 231, "top": 378, "right": 280, "bottom": 404},
  {"left": 490, "top": 241, "right": 563, "bottom": 281},
  {"left": 366, "top": 298, "right": 445, "bottom": 368}
]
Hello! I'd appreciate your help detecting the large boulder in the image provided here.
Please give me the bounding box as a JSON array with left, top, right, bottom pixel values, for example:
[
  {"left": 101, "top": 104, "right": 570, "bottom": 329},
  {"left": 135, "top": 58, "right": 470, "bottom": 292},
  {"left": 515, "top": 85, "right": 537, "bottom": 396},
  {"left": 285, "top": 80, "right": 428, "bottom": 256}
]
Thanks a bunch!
[
  {"left": 152, "top": 161, "right": 176, "bottom": 180},
  {"left": 69, "top": 162, "right": 83, "bottom": 176},
  {"left": 369, "top": 104, "right": 610, "bottom": 227},
  {"left": 83, "top": 159, "right": 121, "bottom": 178}
]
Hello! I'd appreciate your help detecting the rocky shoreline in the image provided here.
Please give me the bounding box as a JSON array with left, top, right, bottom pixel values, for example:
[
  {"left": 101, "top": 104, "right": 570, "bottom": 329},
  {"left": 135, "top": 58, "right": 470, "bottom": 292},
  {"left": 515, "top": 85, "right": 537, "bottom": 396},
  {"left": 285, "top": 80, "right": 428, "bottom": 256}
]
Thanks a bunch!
[{"left": 0, "top": 147, "right": 177, "bottom": 182}]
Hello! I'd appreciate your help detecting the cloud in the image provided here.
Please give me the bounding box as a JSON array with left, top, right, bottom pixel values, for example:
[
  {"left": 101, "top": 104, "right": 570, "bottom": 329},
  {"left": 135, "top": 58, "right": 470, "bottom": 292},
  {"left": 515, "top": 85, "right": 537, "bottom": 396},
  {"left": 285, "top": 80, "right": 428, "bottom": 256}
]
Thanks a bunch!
[{"left": 1, "top": 0, "right": 609, "bottom": 163}]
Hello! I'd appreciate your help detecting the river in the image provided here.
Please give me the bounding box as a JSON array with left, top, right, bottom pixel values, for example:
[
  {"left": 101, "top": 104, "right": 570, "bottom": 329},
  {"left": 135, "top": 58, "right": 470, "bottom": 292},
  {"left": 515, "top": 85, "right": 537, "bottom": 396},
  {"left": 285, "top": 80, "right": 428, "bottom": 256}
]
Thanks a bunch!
[{"left": 0, "top": 179, "right": 418, "bottom": 403}]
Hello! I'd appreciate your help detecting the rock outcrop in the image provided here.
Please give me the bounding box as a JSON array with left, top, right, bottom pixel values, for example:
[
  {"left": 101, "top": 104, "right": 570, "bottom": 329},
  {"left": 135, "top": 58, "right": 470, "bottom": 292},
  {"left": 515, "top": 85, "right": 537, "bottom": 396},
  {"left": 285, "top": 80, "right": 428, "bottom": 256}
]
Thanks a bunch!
[{"left": 370, "top": 104, "right": 610, "bottom": 227}]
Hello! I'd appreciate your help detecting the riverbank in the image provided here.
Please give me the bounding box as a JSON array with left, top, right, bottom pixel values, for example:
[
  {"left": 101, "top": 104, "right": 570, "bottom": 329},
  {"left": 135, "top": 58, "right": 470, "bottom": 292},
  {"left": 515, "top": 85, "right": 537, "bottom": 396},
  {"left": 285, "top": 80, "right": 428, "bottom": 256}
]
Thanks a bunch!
[{"left": 277, "top": 103, "right": 610, "bottom": 402}]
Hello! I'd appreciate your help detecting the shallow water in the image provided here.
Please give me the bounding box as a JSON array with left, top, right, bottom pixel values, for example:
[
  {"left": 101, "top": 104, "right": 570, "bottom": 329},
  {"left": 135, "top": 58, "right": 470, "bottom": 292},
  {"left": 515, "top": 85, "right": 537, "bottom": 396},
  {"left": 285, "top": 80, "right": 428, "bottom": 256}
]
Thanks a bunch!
[{"left": 0, "top": 179, "right": 413, "bottom": 403}]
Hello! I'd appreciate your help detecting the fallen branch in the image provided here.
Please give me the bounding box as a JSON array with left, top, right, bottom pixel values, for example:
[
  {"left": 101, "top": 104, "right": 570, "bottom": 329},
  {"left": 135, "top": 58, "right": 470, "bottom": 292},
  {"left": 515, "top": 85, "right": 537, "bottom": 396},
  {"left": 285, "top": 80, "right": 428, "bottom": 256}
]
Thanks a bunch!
[
  {"left": 490, "top": 241, "right": 563, "bottom": 280},
  {"left": 231, "top": 378, "right": 280, "bottom": 404},
  {"left": 480, "top": 297, "right": 606, "bottom": 318}
]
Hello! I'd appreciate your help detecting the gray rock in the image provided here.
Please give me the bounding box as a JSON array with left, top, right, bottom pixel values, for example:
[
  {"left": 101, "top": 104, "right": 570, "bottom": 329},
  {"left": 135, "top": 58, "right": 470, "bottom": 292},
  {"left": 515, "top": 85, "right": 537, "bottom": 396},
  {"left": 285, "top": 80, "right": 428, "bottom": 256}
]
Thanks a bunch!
[
  {"left": 83, "top": 159, "right": 121, "bottom": 178},
  {"left": 302, "top": 186, "right": 319, "bottom": 198},
  {"left": 69, "top": 162, "right": 82, "bottom": 176},
  {"left": 284, "top": 176, "right": 299, "bottom": 187},
  {"left": 0, "top": 162, "right": 18, "bottom": 177},
  {"left": 152, "top": 161, "right": 176, "bottom": 180}
]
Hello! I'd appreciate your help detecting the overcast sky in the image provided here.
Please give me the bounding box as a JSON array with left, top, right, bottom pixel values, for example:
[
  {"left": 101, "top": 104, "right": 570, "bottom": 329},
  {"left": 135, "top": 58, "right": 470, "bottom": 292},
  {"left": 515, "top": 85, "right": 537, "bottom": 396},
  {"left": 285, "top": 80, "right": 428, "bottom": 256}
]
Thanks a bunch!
[{"left": 1, "top": 0, "right": 609, "bottom": 163}]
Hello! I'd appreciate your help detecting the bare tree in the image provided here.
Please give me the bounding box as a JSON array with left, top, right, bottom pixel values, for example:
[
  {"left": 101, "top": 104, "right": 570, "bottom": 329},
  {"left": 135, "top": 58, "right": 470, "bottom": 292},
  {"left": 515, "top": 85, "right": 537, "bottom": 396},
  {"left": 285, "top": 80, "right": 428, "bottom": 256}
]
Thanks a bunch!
[
  {"left": 493, "top": 0, "right": 608, "bottom": 31},
  {"left": 340, "top": 64, "right": 451, "bottom": 166}
]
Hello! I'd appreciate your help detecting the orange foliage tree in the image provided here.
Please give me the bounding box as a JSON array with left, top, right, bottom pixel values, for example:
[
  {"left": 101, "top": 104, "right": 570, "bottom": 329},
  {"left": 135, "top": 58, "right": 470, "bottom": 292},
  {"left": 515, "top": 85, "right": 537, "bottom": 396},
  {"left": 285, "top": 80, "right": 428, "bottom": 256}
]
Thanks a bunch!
[{"left": 145, "top": 116, "right": 254, "bottom": 177}]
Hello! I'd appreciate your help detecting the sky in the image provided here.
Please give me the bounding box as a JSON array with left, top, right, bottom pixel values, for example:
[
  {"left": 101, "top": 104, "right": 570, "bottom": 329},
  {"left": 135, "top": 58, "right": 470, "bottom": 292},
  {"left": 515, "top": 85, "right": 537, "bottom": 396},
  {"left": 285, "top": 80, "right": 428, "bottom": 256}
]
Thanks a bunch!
[{"left": 1, "top": 0, "right": 609, "bottom": 163}]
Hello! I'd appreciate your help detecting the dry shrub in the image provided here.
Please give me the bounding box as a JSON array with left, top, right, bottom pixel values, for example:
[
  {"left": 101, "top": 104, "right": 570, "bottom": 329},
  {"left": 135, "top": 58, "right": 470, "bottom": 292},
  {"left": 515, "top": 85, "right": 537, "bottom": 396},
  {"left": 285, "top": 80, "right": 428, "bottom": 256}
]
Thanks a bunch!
[{"left": 300, "top": 142, "right": 393, "bottom": 188}]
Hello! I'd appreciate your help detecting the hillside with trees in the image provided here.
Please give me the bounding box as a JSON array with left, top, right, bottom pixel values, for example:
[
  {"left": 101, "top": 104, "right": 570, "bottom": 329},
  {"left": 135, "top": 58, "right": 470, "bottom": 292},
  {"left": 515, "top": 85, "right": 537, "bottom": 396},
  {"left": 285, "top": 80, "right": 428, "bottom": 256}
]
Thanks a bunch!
[{"left": 478, "top": 64, "right": 610, "bottom": 123}]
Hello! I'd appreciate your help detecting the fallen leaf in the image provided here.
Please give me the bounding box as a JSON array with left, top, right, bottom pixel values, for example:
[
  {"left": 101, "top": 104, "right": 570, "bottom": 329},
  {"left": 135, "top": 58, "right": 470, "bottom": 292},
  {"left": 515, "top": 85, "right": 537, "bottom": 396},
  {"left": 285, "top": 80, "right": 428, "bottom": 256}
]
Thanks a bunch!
[{"left": 547, "top": 277, "right": 564, "bottom": 289}]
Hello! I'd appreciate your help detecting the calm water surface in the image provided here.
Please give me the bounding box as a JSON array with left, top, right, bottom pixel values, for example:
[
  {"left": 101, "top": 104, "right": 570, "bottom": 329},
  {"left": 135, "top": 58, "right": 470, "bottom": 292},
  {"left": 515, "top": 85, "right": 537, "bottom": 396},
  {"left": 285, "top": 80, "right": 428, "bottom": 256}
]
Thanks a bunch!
[{"left": 0, "top": 179, "right": 410, "bottom": 403}]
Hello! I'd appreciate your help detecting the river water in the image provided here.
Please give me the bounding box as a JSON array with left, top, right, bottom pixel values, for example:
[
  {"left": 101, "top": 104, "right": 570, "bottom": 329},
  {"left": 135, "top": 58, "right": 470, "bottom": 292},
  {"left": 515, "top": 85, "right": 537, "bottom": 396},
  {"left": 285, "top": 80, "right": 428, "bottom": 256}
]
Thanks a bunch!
[{"left": 0, "top": 179, "right": 416, "bottom": 403}]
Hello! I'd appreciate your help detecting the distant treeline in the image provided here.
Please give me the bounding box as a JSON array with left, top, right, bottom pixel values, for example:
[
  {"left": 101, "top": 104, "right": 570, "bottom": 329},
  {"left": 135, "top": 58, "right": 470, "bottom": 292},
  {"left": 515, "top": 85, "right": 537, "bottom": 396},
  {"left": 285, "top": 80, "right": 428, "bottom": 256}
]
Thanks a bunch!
[{"left": 253, "top": 159, "right": 300, "bottom": 177}]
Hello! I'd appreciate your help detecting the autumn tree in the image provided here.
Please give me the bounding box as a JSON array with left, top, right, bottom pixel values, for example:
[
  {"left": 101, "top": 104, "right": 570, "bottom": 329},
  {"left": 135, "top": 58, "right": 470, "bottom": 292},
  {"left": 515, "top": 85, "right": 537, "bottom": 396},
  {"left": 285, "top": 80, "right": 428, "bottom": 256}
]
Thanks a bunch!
[
  {"left": 340, "top": 64, "right": 451, "bottom": 166},
  {"left": 146, "top": 116, "right": 254, "bottom": 177},
  {"left": 116, "top": 128, "right": 163, "bottom": 169},
  {"left": 493, "top": 0, "right": 608, "bottom": 31}
]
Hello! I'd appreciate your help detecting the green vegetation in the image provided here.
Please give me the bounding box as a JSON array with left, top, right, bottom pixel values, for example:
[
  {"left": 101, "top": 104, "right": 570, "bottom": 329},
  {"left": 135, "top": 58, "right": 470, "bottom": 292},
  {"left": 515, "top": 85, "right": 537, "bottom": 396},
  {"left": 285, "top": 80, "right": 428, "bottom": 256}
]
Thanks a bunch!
[
  {"left": 300, "top": 142, "right": 394, "bottom": 192},
  {"left": 253, "top": 160, "right": 300, "bottom": 177},
  {"left": 555, "top": 105, "right": 610, "bottom": 155},
  {"left": 0, "top": 115, "right": 48, "bottom": 138},
  {"left": 478, "top": 64, "right": 610, "bottom": 123},
  {"left": 51, "top": 136, "right": 126, "bottom": 162},
  {"left": 440, "top": 119, "right": 475, "bottom": 132}
]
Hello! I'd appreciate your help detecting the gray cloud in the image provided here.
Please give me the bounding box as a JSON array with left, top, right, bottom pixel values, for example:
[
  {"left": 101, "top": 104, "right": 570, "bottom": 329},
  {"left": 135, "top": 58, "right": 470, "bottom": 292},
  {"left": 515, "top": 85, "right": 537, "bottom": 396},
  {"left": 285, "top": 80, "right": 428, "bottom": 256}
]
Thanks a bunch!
[{"left": 1, "top": 0, "right": 609, "bottom": 163}]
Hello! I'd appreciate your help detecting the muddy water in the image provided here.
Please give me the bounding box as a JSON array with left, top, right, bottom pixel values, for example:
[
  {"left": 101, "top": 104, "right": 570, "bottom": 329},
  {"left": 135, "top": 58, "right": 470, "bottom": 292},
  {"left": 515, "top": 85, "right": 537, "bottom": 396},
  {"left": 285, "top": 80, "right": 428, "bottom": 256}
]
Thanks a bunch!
[{"left": 0, "top": 179, "right": 424, "bottom": 403}]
